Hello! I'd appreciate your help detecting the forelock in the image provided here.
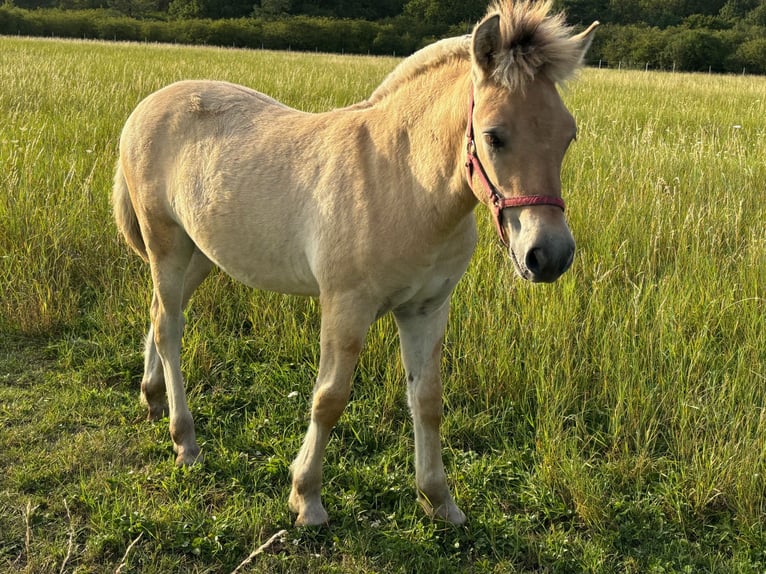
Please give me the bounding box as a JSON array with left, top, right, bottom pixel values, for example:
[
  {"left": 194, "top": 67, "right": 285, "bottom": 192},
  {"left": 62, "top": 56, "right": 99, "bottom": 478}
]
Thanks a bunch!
[{"left": 483, "top": 0, "right": 585, "bottom": 90}]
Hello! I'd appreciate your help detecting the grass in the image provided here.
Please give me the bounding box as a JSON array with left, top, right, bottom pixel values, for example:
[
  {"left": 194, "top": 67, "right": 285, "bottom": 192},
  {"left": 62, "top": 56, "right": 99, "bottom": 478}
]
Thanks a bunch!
[{"left": 1, "top": 36, "right": 765, "bottom": 572}]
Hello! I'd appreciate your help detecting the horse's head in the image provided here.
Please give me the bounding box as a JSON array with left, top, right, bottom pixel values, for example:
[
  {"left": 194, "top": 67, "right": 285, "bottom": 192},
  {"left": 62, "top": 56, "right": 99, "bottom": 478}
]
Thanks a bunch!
[{"left": 467, "top": 1, "right": 598, "bottom": 283}]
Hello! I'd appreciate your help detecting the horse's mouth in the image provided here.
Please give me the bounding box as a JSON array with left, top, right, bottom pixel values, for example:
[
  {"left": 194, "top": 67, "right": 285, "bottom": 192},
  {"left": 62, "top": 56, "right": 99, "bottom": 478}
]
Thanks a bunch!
[{"left": 509, "top": 247, "right": 532, "bottom": 281}]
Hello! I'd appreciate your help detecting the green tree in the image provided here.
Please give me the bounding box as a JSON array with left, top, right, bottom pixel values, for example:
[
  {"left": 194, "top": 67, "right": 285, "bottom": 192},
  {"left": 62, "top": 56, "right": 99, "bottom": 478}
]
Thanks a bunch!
[
  {"left": 731, "top": 37, "right": 766, "bottom": 72},
  {"left": 253, "top": 0, "right": 291, "bottom": 17},
  {"left": 57, "top": 0, "right": 107, "bottom": 7},
  {"left": 403, "top": 0, "right": 486, "bottom": 25},
  {"left": 662, "top": 28, "right": 727, "bottom": 71},
  {"left": 599, "top": 24, "right": 666, "bottom": 67},
  {"left": 203, "top": 0, "right": 252, "bottom": 18},
  {"left": 108, "top": 0, "right": 157, "bottom": 17},
  {"left": 290, "top": 0, "right": 405, "bottom": 20},
  {"left": 552, "top": 0, "right": 609, "bottom": 26},
  {"left": 606, "top": 0, "right": 642, "bottom": 23},
  {"left": 167, "top": 0, "right": 200, "bottom": 18},
  {"left": 719, "top": 0, "right": 760, "bottom": 22},
  {"left": 746, "top": 2, "right": 766, "bottom": 25}
]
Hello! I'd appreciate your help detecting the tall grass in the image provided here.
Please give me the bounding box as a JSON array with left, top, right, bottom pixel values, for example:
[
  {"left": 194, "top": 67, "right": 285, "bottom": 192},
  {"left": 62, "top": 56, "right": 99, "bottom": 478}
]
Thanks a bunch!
[{"left": 1, "top": 37, "right": 764, "bottom": 572}]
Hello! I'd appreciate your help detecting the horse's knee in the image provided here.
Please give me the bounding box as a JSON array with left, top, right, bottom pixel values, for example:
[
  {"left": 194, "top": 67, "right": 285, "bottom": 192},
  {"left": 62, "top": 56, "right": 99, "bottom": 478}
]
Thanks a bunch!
[
  {"left": 408, "top": 376, "right": 443, "bottom": 424},
  {"left": 152, "top": 313, "right": 182, "bottom": 357},
  {"left": 311, "top": 385, "right": 350, "bottom": 427}
]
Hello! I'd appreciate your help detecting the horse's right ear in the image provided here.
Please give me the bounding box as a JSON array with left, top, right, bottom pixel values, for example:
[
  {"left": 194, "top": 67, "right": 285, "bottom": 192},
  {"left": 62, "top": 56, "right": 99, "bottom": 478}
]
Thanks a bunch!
[{"left": 472, "top": 14, "right": 501, "bottom": 81}]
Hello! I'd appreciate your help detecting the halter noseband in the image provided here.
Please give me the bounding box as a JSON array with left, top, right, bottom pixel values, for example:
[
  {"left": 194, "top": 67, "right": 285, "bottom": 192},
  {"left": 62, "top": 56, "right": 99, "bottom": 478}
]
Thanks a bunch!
[{"left": 464, "top": 88, "right": 566, "bottom": 245}]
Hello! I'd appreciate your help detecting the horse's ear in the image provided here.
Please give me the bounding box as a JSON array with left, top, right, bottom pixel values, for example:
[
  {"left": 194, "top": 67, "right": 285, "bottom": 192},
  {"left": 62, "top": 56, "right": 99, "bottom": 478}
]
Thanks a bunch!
[
  {"left": 472, "top": 14, "right": 501, "bottom": 80},
  {"left": 571, "top": 21, "right": 599, "bottom": 61}
]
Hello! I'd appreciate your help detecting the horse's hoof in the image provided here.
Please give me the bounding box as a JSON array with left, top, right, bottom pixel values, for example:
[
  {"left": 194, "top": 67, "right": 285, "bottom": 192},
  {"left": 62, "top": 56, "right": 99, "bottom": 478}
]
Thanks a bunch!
[
  {"left": 289, "top": 491, "right": 329, "bottom": 526},
  {"left": 293, "top": 507, "right": 329, "bottom": 527},
  {"left": 140, "top": 391, "right": 168, "bottom": 421},
  {"left": 437, "top": 504, "right": 467, "bottom": 525},
  {"left": 420, "top": 498, "right": 467, "bottom": 525},
  {"left": 145, "top": 405, "right": 168, "bottom": 421},
  {"left": 174, "top": 447, "right": 203, "bottom": 466}
]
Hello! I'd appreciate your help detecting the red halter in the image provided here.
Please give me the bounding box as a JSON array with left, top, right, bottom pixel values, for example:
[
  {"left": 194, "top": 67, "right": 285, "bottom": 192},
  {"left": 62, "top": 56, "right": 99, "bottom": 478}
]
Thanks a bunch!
[{"left": 464, "top": 88, "right": 566, "bottom": 245}]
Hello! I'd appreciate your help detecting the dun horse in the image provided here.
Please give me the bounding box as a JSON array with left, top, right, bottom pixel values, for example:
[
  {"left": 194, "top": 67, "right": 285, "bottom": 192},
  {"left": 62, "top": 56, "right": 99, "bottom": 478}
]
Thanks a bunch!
[{"left": 113, "top": 0, "right": 597, "bottom": 525}]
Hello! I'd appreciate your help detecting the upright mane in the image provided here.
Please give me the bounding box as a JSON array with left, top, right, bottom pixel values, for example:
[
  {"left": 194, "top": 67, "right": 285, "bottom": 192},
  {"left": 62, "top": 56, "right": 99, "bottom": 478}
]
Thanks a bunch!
[
  {"left": 363, "top": 35, "right": 471, "bottom": 106},
  {"left": 483, "top": 0, "right": 586, "bottom": 90},
  {"left": 360, "top": 0, "right": 589, "bottom": 107}
]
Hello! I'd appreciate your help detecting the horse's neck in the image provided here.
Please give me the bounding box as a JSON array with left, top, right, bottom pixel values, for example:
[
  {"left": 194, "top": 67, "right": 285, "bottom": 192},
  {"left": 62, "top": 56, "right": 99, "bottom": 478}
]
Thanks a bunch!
[{"left": 370, "top": 63, "right": 476, "bottom": 224}]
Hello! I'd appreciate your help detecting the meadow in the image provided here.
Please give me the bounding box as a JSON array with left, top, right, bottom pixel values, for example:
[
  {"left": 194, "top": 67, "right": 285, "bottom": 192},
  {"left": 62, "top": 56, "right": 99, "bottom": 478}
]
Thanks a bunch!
[{"left": 0, "top": 36, "right": 764, "bottom": 573}]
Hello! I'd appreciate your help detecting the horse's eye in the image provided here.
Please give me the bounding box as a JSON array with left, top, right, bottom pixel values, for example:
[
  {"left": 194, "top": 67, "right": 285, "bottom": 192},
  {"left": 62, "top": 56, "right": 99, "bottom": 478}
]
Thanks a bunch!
[{"left": 484, "top": 132, "right": 504, "bottom": 150}]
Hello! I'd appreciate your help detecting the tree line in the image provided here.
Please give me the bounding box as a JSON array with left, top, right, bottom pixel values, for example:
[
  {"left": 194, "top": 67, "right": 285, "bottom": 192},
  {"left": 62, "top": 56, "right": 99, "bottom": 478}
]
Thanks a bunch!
[{"left": 1, "top": 0, "right": 765, "bottom": 73}]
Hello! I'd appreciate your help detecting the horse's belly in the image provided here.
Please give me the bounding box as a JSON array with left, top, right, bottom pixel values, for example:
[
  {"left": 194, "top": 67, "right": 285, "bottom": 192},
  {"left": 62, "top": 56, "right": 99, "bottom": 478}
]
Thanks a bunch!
[
  {"left": 187, "top": 224, "right": 320, "bottom": 296},
  {"left": 215, "top": 249, "right": 319, "bottom": 296},
  {"left": 229, "top": 259, "right": 319, "bottom": 296}
]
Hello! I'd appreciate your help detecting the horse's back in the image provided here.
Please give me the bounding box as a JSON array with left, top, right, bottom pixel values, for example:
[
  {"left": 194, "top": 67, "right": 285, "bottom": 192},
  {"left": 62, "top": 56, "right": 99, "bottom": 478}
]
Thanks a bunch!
[
  {"left": 121, "top": 79, "right": 289, "bottom": 158},
  {"left": 120, "top": 79, "right": 288, "bottom": 182}
]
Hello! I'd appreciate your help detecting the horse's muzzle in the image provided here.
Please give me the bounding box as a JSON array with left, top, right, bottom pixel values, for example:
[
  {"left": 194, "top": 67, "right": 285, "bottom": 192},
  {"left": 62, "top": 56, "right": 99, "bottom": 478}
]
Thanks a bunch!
[
  {"left": 510, "top": 238, "right": 575, "bottom": 283},
  {"left": 525, "top": 241, "right": 575, "bottom": 282}
]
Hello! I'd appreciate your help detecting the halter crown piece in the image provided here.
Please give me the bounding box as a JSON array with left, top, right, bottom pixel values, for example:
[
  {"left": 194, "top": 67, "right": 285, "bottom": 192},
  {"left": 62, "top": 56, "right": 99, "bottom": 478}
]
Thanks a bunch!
[{"left": 464, "top": 88, "right": 566, "bottom": 245}]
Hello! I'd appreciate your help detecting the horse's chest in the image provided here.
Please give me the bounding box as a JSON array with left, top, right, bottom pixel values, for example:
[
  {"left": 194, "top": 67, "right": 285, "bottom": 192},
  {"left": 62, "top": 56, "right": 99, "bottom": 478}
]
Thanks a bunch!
[{"left": 376, "top": 239, "right": 474, "bottom": 317}]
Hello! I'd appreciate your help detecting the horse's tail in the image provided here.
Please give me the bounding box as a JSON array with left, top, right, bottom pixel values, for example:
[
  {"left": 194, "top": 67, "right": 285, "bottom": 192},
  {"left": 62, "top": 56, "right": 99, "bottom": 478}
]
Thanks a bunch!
[{"left": 112, "top": 160, "right": 148, "bottom": 261}]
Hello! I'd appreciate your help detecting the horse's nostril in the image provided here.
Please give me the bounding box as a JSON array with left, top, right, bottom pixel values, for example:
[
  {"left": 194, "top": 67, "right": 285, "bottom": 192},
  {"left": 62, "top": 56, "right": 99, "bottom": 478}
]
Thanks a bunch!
[{"left": 525, "top": 247, "right": 545, "bottom": 275}]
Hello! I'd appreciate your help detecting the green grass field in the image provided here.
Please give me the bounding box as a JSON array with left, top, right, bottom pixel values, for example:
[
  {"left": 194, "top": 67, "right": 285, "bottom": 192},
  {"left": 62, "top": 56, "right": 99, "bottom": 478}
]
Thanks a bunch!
[{"left": 1, "top": 36, "right": 765, "bottom": 573}]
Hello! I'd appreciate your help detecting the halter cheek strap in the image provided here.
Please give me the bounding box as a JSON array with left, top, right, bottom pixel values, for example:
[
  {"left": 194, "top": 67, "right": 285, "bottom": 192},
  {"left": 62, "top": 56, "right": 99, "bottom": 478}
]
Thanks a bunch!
[{"left": 464, "top": 88, "right": 566, "bottom": 245}]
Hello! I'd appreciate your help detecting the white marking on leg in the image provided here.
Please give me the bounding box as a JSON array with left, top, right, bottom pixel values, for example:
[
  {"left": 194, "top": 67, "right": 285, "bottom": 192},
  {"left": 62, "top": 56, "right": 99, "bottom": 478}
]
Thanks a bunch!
[{"left": 395, "top": 300, "right": 466, "bottom": 524}]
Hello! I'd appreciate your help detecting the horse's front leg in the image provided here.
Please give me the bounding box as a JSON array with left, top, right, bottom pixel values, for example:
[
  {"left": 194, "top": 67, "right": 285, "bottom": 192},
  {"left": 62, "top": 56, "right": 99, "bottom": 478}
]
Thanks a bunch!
[
  {"left": 289, "top": 294, "right": 374, "bottom": 526},
  {"left": 394, "top": 299, "right": 466, "bottom": 524}
]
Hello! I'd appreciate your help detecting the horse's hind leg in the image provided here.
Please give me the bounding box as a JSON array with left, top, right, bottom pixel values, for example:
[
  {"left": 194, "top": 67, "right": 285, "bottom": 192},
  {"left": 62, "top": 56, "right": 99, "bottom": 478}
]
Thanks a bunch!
[
  {"left": 141, "top": 248, "right": 213, "bottom": 420},
  {"left": 145, "top": 229, "right": 207, "bottom": 465},
  {"left": 289, "top": 294, "right": 375, "bottom": 526},
  {"left": 394, "top": 299, "right": 466, "bottom": 524}
]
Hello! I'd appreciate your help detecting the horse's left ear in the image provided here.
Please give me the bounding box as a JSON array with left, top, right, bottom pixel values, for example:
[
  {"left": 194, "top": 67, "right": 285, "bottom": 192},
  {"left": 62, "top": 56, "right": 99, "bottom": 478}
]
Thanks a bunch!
[
  {"left": 472, "top": 14, "right": 501, "bottom": 81},
  {"left": 572, "top": 21, "right": 599, "bottom": 61}
]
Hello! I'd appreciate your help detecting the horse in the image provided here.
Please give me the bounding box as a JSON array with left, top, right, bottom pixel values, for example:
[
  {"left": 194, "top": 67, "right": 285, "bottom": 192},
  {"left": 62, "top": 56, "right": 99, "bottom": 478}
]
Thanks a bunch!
[{"left": 113, "top": 0, "right": 598, "bottom": 526}]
